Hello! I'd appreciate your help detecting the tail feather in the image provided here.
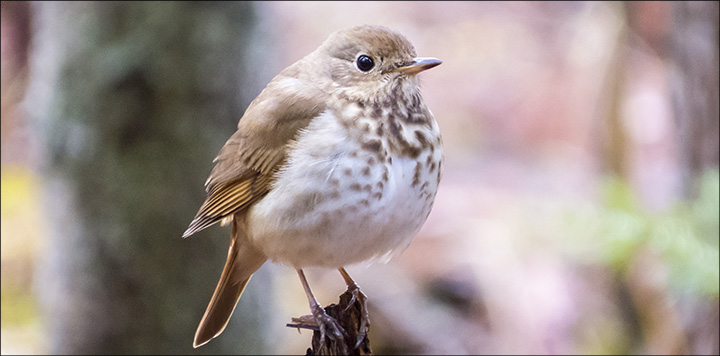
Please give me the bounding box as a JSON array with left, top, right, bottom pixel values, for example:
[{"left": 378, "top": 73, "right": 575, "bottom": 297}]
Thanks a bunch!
[{"left": 193, "top": 216, "right": 267, "bottom": 348}]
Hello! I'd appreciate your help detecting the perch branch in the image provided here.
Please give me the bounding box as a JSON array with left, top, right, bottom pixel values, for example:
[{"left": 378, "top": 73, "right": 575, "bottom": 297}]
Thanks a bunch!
[{"left": 287, "top": 288, "right": 372, "bottom": 355}]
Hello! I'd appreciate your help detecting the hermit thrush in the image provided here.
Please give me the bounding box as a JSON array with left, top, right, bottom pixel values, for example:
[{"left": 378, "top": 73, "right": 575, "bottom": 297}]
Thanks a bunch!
[{"left": 183, "top": 25, "right": 442, "bottom": 349}]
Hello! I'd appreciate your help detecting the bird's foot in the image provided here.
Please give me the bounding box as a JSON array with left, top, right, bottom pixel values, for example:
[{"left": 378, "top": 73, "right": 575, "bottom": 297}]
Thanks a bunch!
[
  {"left": 310, "top": 301, "right": 348, "bottom": 354},
  {"left": 344, "top": 283, "right": 370, "bottom": 348}
]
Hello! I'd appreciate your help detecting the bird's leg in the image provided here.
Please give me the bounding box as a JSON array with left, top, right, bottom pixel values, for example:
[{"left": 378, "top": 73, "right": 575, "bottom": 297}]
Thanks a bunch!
[
  {"left": 297, "top": 269, "right": 347, "bottom": 352},
  {"left": 338, "top": 267, "right": 370, "bottom": 348}
]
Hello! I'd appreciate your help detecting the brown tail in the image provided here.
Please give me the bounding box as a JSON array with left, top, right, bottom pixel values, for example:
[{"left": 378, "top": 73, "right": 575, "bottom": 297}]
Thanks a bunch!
[{"left": 193, "top": 215, "right": 267, "bottom": 348}]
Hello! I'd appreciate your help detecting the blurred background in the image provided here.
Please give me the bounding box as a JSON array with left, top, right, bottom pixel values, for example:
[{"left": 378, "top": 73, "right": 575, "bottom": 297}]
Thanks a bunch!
[{"left": 1, "top": 1, "right": 718, "bottom": 354}]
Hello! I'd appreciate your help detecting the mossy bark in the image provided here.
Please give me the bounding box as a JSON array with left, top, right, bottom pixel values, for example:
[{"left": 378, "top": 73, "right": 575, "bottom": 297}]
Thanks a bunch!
[{"left": 27, "top": 2, "right": 275, "bottom": 354}]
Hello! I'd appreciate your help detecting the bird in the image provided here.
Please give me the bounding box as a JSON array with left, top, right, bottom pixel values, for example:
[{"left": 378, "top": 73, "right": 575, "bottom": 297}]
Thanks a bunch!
[{"left": 183, "top": 24, "right": 443, "bottom": 349}]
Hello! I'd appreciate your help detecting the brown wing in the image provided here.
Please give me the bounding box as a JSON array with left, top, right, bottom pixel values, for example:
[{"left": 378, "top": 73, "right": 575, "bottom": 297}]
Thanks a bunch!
[
  {"left": 182, "top": 61, "right": 328, "bottom": 238},
  {"left": 182, "top": 172, "right": 273, "bottom": 237}
]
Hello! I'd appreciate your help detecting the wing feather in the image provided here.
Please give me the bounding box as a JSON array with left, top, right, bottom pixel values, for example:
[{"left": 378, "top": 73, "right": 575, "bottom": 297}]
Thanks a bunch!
[{"left": 183, "top": 60, "right": 329, "bottom": 238}]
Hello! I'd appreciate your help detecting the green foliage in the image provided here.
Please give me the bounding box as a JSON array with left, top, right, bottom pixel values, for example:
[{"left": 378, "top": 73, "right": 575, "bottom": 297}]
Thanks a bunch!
[
  {"left": 656, "top": 169, "right": 719, "bottom": 296},
  {"left": 566, "top": 169, "right": 719, "bottom": 297}
]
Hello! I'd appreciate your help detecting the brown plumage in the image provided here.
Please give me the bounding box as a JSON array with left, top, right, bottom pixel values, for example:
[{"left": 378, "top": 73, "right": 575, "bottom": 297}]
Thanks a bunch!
[{"left": 183, "top": 25, "right": 442, "bottom": 348}]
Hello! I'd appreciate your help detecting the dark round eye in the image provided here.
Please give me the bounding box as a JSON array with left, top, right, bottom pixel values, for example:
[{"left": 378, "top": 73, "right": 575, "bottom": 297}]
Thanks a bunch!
[{"left": 356, "top": 54, "right": 374, "bottom": 72}]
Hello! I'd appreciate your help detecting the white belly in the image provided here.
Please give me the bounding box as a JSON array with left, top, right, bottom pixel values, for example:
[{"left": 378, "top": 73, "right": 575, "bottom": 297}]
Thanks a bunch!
[{"left": 246, "top": 111, "right": 440, "bottom": 268}]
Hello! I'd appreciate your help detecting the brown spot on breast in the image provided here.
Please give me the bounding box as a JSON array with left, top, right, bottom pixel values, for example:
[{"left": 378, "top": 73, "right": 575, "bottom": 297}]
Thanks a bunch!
[
  {"left": 361, "top": 140, "right": 382, "bottom": 153},
  {"left": 436, "top": 161, "right": 443, "bottom": 182},
  {"left": 344, "top": 168, "right": 353, "bottom": 176},
  {"left": 363, "top": 184, "right": 372, "bottom": 192},
  {"left": 405, "top": 146, "right": 422, "bottom": 159},
  {"left": 372, "top": 105, "right": 382, "bottom": 118},
  {"left": 372, "top": 192, "right": 383, "bottom": 200},
  {"left": 296, "top": 194, "right": 314, "bottom": 209},
  {"left": 367, "top": 156, "right": 376, "bottom": 166},
  {"left": 361, "top": 166, "right": 371, "bottom": 176},
  {"left": 376, "top": 123, "right": 384, "bottom": 136},
  {"left": 318, "top": 212, "right": 332, "bottom": 231},
  {"left": 359, "top": 199, "right": 370, "bottom": 207},
  {"left": 415, "top": 130, "right": 428, "bottom": 145},
  {"left": 349, "top": 183, "right": 362, "bottom": 191},
  {"left": 290, "top": 192, "right": 324, "bottom": 213},
  {"left": 388, "top": 116, "right": 400, "bottom": 137},
  {"left": 412, "top": 162, "right": 422, "bottom": 187}
]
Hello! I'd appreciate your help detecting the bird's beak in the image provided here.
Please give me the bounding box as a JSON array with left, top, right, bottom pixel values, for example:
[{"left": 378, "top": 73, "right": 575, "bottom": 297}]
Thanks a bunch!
[{"left": 395, "top": 57, "right": 442, "bottom": 75}]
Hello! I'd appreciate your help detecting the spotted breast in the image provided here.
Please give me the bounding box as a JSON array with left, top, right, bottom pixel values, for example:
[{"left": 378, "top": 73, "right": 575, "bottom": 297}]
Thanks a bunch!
[{"left": 247, "top": 90, "right": 442, "bottom": 268}]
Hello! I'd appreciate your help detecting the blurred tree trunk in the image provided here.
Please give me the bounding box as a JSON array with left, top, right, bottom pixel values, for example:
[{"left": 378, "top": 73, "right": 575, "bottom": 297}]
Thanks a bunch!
[
  {"left": 601, "top": 13, "right": 630, "bottom": 180},
  {"left": 670, "top": 1, "right": 719, "bottom": 198},
  {"left": 26, "top": 2, "right": 276, "bottom": 354},
  {"left": 669, "top": 4, "right": 720, "bottom": 354},
  {"left": 0, "top": 1, "right": 31, "bottom": 164}
]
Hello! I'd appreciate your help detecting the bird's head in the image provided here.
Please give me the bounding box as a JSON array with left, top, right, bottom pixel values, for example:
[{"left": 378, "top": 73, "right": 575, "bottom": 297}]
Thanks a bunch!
[{"left": 315, "top": 25, "right": 442, "bottom": 102}]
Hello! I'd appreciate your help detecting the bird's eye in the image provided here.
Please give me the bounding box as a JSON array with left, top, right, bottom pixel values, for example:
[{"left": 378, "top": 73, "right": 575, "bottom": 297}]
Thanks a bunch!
[{"left": 356, "top": 54, "right": 375, "bottom": 72}]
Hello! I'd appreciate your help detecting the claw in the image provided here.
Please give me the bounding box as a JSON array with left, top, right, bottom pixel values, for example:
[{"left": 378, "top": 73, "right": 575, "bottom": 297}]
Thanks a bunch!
[
  {"left": 297, "top": 269, "right": 350, "bottom": 354},
  {"left": 339, "top": 268, "right": 371, "bottom": 349},
  {"left": 310, "top": 302, "right": 348, "bottom": 352}
]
